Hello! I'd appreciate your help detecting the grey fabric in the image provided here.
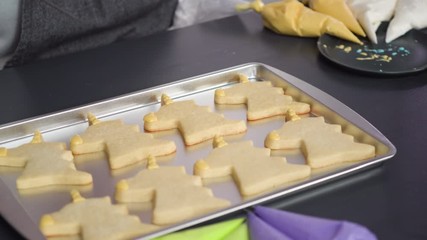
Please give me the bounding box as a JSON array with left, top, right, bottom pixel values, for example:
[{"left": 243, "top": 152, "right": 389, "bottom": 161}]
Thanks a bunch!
[
  {"left": 6, "top": 0, "right": 178, "bottom": 67},
  {"left": 0, "top": 55, "right": 11, "bottom": 69},
  {"left": 0, "top": 0, "right": 21, "bottom": 57}
]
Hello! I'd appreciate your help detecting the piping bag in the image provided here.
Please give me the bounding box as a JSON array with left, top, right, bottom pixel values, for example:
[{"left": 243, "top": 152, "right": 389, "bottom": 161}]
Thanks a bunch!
[
  {"left": 236, "top": 0, "right": 362, "bottom": 44},
  {"left": 386, "top": 0, "right": 427, "bottom": 43},
  {"left": 308, "top": 0, "right": 366, "bottom": 37},
  {"left": 346, "top": 0, "right": 397, "bottom": 44}
]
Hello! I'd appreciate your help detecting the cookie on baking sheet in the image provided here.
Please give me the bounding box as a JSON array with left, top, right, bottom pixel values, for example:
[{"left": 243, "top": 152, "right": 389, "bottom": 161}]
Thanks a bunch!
[
  {"left": 40, "top": 190, "right": 158, "bottom": 240},
  {"left": 194, "top": 136, "right": 311, "bottom": 196},
  {"left": 214, "top": 74, "right": 310, "bottom": 120},
  {"left": 115, "top": 156, "right": 230, "bottom": 225},
  {"left": 265, "top": 110, "right": 376, "bottom": 168},
  {"left": 70, "top": 113, "right": 176, "bottom": 169},
  {"left": 143, "top": 94, "right": 247, "bottom": 145},
  {"left": 0, "top": 131, "right": 92, "bottom": 189}
]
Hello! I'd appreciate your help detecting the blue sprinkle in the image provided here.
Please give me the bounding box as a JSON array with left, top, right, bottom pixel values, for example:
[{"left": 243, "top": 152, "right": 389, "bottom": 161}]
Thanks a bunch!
[
  {"left": 398, "top": 47, "right": 405, "bottom": 51},
  {"left": 377, "top": 49, "right": 385, "bottom": 53},
  {"left": 392, "top": 52, "right": 397, "bottom": 56},
  {"left": 356, "top": 49, "right": 362, "bottom": 53}
]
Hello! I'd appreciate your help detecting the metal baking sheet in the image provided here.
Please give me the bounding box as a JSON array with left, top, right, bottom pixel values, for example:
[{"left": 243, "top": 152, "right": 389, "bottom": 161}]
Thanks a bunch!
[{"left": 0, "top": 63, "right": 396, "bottom": 240}]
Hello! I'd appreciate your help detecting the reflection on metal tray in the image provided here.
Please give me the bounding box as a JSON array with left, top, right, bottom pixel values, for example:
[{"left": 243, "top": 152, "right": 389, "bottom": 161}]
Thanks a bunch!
[{"left": 0, "top": 63, "right": 396, "bottom": 240}]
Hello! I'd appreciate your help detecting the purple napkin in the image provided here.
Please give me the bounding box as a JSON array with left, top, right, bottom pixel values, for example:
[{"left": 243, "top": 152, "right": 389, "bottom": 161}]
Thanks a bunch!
[
  {"left": 248, "top": 212, "right": 293, "bottom": 240},
  {"left": 252, "top": 206, "right": 377, "bottom": 240}
]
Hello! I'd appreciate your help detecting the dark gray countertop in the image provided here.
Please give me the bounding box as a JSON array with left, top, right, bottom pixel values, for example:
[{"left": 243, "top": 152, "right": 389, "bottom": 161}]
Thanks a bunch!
[{"left": 0, "top": 12, "right": 426, "bottom": 240}]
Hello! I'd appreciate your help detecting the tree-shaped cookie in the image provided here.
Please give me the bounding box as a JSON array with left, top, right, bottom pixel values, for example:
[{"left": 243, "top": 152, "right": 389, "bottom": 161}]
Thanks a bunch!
[
  {"left": 115, "top": 156, "right": 230, "bottom": 225},
  {"left": 265, "top": 110, "right": 376, "bottom": 168},
  {"left": 70, "top": 113, "right": 176, "bottom": 169},
  {"left": 0, "top": 131, "right": 92, "bottom": 189},
  {"left": 194, "top": 136, "right": 311, "bottom": 196},
  {"left": 40, "top": 190, "right": 159, "bottom": 240},
  {"left": 143, "top": 94, "right": 247, "bottom": 145},
  {"left": 214, "top": 74, "right": 310, "bottom": 120}
]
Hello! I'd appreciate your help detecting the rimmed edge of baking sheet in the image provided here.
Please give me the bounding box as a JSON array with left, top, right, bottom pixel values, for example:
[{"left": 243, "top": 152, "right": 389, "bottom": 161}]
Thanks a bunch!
[{"left": 0, "top": 63, "right": 396, "bottom": 240}]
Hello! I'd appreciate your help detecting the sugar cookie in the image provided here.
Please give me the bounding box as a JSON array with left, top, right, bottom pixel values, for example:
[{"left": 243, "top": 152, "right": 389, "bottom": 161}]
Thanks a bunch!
[
  {"left": 70, "top": 113, "right": 176, "bottom": 169},
  {"left": 265, "top": 110, "right": 375, "bottom": 168},
  {"left": 0, "top": 131, "right": 92, "bottom": 189},
  {"left": 40, "top": 190, "right": 158, "bottom": 240},
  {"left": 115, "top": 156, "right": 230, "bottom": 225},
  {"left": 143, "top": 94, "right": 247, "bottom": 145},
  {"left": 194, "top": 136, "right": 311, "bottom": 196},
  {"left": 214, "top": 74, "right": 310, "bottom": 120}
]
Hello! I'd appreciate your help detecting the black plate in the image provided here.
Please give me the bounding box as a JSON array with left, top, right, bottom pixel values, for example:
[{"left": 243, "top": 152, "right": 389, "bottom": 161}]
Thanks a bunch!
[{"left": 317, "top": 23, "right": 427, "bottom": 75}]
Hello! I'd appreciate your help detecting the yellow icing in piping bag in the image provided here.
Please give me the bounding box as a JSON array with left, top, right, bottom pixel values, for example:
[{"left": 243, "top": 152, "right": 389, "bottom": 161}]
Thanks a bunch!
[
  {"left": 237, "top": 0, "right": 362, "bottom": 44},
  {"left": 309, "top": 0, "right": 366, "bottom": 37}
]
